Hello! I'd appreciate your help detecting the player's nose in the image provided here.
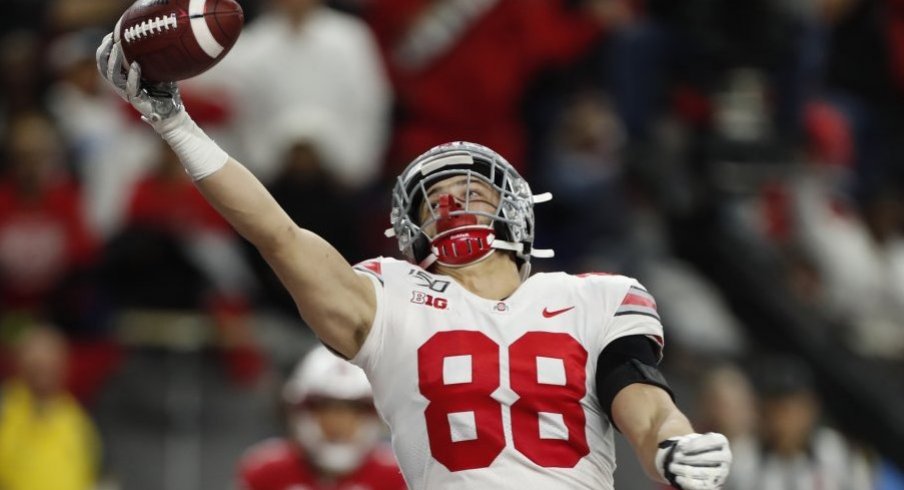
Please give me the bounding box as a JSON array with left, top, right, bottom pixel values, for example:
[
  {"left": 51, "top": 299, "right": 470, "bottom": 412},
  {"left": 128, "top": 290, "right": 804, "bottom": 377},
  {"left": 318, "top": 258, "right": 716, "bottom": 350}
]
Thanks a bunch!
[{"left": 319, "top": 407, "right": 363, "bottom": 441}]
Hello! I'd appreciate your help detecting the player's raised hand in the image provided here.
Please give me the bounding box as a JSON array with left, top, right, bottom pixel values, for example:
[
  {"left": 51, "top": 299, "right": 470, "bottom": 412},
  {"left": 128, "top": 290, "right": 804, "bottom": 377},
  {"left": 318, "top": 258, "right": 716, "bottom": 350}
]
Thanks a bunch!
[
  {"left": 95, "top": 32, "right": 226, "bottom": 180},
  {"left": 95, "top": 33, "right": 183, "bottom": 126},
  {"left": 655, "top": 432, "right": 731, "bottom": 490}
]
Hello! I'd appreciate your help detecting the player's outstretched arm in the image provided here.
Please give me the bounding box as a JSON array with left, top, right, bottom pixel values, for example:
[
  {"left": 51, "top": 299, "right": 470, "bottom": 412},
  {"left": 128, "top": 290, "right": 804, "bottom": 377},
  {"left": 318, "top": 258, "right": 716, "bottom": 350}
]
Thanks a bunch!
[
  {"left": 612, "top": 384, "right": 731, "bottom": 490},
  {"left": 196, "top": 160, "right": 375, "bottom": 358},
  {"left": 95, "top": 34, "right": 375, "bottom": 359}
]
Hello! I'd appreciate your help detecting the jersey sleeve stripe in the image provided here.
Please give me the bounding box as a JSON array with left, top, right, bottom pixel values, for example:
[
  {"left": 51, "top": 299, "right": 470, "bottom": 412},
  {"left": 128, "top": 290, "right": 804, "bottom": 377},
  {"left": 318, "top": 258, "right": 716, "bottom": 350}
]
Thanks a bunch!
[
  {"left": 353, "top": 259, "right": 384, "bottom": 284},
  {"left": 616, "top": 286, "right": 659, "bottom": 319},
  {"left": 621, "top": 292, "right": 656, "bottom": 309},
  {"left": 622, "top": 286, "right": 656, "bottom": 306},
  {"left": 613, "top": 308, "right": 661, "bottom": 321}
]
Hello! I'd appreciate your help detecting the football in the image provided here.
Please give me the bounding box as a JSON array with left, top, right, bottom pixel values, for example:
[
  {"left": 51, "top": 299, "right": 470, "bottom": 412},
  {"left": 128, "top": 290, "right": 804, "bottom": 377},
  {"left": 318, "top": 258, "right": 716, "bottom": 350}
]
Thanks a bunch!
[{"left": 115, "top": 0, "right": 243, "bottom": 82}]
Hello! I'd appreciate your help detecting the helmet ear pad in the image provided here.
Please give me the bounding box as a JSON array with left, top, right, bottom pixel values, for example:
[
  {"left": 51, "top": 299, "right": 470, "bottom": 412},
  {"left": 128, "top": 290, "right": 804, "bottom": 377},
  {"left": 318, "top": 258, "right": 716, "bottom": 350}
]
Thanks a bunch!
[
  {"left": 406, "top": 191, "right": 430, "bottom": 264},
  {"left": 412, "top": 234, "right": 432, "bottom": 265},
  {"left": 492, "top": 219, "right": 508, "bottom": 242}
]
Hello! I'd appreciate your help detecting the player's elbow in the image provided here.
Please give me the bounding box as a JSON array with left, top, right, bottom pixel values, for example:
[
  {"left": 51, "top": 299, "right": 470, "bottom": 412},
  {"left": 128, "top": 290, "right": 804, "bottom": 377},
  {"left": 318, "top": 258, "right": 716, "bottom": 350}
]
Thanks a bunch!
[{"left": 612, "top": 384, "right": 676, "bottom": 443}]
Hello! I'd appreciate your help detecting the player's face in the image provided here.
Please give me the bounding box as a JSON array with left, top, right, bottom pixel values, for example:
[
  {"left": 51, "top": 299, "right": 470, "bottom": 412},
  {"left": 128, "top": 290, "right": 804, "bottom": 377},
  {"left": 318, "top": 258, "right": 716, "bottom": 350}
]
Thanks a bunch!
[
  {"left": 292, "top": 397, "right": 382, "bottom": 474},
  {"left": 418, "top": 175, "right": 500, "bottom": 236},
  {"left": 307, "top": 399, "right": 377, "bottom": 443}
]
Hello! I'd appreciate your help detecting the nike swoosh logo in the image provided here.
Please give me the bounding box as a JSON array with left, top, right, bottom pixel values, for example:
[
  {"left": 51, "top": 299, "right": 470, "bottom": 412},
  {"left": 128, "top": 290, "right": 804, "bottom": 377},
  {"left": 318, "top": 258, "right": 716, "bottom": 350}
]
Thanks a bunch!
[{"left": 542, "top": 306, "right": 575, "bottom": 318}]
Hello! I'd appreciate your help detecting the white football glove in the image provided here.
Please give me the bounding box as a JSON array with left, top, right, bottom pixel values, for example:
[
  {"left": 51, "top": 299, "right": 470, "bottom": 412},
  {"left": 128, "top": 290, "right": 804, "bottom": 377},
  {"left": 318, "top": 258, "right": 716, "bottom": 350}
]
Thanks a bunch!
[
  {"left": 95, "top": 32, "right": 227, "bottom": 180},
  {"left": 655, "top": 432, "right": 731, "bottom": 490},
  {"left": 95, "top": 32, "right": 184, "bottom": 127}
]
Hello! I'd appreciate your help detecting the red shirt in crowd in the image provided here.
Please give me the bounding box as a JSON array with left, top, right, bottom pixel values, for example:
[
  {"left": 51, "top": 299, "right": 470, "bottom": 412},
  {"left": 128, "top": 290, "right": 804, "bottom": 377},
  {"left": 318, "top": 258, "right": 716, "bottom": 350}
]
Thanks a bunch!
[
  {"left": 367, "top": 0, "right": 604, "bottom": 172},
  {"left": 0, "top": 175, "right": 95, "bottom": 309}
]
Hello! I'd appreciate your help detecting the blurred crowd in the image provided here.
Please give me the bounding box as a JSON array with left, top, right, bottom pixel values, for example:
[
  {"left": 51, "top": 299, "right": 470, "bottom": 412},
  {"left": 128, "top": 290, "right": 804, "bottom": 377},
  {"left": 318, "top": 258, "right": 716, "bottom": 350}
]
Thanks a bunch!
[{"left": 1, "top": 0, "right": 903, "bottom": 489}]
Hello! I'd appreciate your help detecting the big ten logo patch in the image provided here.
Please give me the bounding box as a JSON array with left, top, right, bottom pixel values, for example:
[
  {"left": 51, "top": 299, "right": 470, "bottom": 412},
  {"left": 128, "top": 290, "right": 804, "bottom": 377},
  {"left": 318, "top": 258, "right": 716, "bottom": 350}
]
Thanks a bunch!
[{"left": 411, "top": 291, "right": 448, "bottom": 310}]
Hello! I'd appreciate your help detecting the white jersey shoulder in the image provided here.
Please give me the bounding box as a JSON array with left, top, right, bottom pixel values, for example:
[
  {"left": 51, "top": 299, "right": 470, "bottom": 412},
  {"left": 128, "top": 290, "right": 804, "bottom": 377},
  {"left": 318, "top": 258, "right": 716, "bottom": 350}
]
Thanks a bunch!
[{"left": 351, "top": 258, "right": 664, "bottom": 490}]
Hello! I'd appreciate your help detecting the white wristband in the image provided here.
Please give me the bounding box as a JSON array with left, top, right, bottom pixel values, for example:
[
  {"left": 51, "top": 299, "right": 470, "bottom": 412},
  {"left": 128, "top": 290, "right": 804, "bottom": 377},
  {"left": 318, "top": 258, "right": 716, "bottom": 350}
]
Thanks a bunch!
[{"left": 150, "top": 111, "right": 228, "bottom": 181}]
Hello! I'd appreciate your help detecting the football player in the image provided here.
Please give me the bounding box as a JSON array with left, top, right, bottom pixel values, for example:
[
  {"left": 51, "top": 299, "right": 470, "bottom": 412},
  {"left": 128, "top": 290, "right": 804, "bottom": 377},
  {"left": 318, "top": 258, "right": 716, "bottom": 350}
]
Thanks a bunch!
[
  {"left": 238, "top": 346, "right": 404, "bottom": 490},
  {"left": 96, "top": 35, "right": 731, "bottom": 490}
]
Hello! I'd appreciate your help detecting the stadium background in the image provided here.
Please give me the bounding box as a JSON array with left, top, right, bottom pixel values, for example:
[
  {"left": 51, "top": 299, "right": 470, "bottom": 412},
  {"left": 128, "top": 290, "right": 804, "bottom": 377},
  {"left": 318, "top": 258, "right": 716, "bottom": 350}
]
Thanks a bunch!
[{"left": 0, "top": 0, "right": 903, "bottom": 488}]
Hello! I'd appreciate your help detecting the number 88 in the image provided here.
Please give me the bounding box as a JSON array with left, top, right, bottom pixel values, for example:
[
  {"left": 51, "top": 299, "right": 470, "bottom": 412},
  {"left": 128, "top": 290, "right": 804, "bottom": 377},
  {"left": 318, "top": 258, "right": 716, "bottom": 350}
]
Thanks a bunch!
[{"left": 417, "top": 330, "right": 589, "bottom": 471}]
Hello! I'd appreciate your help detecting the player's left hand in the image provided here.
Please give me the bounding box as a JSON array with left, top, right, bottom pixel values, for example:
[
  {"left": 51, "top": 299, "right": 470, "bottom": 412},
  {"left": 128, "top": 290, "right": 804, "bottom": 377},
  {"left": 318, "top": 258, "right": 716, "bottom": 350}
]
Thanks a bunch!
[{"left": 655, "top": 432, "right": 731, "bottom": 490}]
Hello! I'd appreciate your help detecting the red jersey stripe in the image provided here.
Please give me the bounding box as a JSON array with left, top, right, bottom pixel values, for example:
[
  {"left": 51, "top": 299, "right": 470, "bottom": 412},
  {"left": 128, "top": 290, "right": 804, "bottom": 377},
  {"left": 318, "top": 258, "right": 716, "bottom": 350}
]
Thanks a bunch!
[{"left": 621, "top": 292, "right": 656, "bottom": 309}]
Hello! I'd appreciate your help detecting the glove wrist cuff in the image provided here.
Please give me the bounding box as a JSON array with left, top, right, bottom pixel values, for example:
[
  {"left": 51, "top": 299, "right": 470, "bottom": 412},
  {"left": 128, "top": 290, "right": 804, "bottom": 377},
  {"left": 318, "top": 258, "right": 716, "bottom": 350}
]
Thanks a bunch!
[
  {"left": 155, "top": 111, "right": 228, "bottom": 181},
  {"left": 655, "top": 437, "right": 681, "bottom": 486}
]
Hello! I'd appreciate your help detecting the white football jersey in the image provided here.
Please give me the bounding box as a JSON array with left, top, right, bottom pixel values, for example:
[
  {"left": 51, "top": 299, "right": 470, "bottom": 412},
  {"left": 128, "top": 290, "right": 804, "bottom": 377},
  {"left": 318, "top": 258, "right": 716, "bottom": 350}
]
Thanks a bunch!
[{"left": 351, "top": 257, "right": 665, "bottom": 490}]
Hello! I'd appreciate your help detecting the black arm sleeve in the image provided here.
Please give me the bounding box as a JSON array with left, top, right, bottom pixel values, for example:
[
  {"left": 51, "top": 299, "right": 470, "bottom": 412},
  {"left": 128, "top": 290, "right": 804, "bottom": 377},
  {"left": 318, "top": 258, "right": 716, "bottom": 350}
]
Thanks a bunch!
[{"left": 595, "top": 335, "right": 674, "bottom": 429}]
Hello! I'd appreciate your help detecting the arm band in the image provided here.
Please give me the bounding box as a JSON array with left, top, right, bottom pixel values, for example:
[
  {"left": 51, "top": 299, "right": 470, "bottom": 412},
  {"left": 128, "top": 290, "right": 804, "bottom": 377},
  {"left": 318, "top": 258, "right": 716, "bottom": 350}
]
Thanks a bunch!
[
  {"left": 152, "top": 111, "right": 228, "bottom": 181},
  {"left": 595, "top": 335, "right": 674, "bottom": 429}
]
